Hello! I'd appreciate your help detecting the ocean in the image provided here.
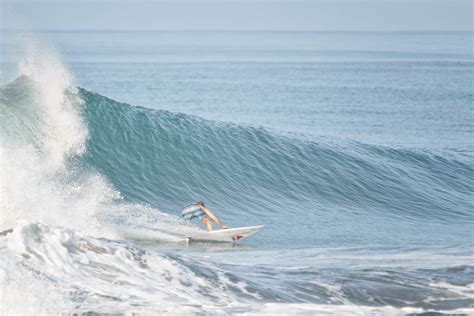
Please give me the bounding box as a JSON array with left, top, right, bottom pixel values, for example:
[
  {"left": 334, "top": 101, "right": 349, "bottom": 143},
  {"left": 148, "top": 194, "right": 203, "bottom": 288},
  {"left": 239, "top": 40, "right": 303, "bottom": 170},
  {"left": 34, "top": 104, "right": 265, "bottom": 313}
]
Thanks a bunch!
[{"left": 0, "top": 31, "right": 473, "bottom": 315}]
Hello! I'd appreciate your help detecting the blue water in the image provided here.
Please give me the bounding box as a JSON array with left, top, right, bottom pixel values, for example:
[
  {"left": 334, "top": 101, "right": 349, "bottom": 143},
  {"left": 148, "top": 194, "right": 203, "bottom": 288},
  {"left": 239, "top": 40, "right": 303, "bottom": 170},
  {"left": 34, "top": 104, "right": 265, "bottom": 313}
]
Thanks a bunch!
[{"left": 0, "top": 31, "right": 473, "bottom": 314}]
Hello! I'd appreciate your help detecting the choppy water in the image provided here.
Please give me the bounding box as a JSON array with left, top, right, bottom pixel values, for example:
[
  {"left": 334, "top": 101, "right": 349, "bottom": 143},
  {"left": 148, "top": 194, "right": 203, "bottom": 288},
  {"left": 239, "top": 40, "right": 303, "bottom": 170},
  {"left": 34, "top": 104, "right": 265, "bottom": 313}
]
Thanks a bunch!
[{"left": 0, "top": 31, "right": 473, "bottom": 315}]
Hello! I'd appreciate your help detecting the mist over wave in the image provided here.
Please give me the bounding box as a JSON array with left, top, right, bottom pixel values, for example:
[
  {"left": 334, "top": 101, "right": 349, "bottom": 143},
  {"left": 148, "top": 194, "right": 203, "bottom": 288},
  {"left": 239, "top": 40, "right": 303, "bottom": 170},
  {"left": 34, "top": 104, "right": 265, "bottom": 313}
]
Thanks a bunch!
[
  {"left": 0, "top": 45, "right": 187, "bottom": 240},
  {"left": 0, "top": 46, "right": 108, "bottom": 234}
]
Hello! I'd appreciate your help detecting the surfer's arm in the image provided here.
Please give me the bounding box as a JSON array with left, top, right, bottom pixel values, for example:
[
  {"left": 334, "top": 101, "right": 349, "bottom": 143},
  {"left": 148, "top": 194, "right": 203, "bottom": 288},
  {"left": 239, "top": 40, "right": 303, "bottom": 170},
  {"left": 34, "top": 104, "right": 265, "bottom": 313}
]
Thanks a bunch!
[{"left": 201, "top": 207, "right": 227, "bottom": 228}]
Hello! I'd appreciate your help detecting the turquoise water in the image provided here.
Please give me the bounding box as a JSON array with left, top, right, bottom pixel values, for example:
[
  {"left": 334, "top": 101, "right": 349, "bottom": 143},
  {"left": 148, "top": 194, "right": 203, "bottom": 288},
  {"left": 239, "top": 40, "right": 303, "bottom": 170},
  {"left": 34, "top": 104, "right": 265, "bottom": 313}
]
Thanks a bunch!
[{"left": 0, "top": 31, "right": 473, "bottom": 314}]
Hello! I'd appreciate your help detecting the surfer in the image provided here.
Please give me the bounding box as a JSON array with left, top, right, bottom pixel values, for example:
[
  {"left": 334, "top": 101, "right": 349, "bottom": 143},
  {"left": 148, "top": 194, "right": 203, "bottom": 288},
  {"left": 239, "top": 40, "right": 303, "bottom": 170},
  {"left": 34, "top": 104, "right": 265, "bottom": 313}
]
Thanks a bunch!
[{"left": 181, "top": 201, "right": 229, "bottom": 231}]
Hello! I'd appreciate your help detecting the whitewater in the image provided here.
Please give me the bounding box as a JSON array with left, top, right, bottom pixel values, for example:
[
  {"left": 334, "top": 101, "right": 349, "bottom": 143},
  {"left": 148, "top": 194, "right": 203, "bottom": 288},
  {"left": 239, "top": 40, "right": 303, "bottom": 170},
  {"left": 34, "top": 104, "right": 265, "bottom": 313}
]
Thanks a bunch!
[{"left": 1, "top": 32, "right": 473, "bottom": 315}]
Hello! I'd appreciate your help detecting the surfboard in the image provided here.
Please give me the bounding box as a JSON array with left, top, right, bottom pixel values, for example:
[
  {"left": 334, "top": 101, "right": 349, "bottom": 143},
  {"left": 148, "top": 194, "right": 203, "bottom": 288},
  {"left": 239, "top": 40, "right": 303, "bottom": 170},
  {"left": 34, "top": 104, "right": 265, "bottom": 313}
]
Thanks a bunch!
[{"left": 186, "top": 225, "right": 264, "bottom": 243}]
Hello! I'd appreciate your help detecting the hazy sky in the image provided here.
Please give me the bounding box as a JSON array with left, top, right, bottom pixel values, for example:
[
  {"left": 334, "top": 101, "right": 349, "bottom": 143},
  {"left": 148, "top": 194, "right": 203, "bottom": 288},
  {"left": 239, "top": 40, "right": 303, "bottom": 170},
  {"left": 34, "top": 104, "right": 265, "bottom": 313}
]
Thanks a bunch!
[{"left": 1, "top": 0, "right": 472, "bottom": 31}]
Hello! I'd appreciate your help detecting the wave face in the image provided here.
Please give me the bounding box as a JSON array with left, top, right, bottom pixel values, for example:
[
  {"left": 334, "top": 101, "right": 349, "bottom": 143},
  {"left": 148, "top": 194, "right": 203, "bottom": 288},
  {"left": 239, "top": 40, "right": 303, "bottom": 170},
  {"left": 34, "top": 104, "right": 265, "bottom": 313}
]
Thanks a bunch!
[
  {"left": 1, "top": 47, "right": 473, "bottom": 314},
  {"left": 79, "top": 85, "right": 473, "bottom": 247}
]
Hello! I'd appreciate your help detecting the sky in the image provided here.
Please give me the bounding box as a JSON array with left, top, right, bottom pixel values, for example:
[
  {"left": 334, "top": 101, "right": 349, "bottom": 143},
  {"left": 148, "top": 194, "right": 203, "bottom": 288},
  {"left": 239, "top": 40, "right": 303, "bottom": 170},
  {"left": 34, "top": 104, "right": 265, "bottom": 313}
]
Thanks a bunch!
[{"left": 1, "top": 0, "right": 472, "bottom": 31}]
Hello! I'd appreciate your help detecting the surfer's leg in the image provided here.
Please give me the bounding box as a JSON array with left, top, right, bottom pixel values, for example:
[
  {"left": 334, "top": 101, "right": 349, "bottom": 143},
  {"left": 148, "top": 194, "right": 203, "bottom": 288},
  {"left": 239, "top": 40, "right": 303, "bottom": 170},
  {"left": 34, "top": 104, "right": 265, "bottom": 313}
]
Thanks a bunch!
[{"left": 201, "top": 217, "right": 213, "bottom": 231}]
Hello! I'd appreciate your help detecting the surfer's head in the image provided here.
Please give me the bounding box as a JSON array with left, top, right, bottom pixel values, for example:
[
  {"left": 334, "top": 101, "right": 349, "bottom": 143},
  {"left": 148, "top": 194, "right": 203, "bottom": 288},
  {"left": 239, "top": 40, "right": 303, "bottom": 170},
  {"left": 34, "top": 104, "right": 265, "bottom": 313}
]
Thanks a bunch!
[{"left": 197, "top": 201, "right": 205, "bottom": 207}]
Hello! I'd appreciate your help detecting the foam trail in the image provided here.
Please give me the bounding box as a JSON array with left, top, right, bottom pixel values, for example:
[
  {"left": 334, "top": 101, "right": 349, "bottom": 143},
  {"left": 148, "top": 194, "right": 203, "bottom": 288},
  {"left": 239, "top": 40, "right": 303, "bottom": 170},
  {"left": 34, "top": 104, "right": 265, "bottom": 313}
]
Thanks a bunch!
[{"left": 0, "top": 222, "right": 237, "bottom": 314}]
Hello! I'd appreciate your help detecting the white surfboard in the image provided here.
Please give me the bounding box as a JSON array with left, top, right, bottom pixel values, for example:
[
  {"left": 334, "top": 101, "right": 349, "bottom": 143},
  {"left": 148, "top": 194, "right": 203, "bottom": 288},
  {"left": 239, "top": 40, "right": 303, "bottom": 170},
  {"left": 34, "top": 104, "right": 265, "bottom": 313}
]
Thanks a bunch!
[{"left": 186, "top": 225, "right": 264, "bottom": 242}]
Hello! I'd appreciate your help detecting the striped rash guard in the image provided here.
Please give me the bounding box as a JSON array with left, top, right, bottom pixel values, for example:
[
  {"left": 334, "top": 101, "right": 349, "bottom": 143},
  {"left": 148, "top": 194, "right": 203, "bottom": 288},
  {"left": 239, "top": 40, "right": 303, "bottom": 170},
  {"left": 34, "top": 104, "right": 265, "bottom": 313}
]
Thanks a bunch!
[{"left": 181, "top": 203, "right": 206, "bottom": 220}]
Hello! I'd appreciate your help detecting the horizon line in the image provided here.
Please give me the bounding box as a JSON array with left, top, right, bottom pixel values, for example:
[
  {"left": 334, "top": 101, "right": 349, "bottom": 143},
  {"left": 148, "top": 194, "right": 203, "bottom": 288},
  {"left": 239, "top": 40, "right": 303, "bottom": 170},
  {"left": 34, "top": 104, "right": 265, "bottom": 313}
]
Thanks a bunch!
[{"left": 1, "top": 28, "right": 473, "bottom": 33}]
